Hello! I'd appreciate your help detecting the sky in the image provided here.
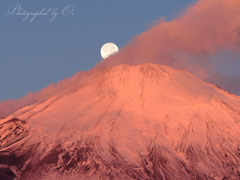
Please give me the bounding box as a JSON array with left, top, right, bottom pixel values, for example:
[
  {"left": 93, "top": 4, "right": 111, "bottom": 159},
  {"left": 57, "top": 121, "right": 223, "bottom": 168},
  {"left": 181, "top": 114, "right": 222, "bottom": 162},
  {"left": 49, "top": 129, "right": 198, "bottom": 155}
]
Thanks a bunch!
[
  {"left": 0, "top": 0, "right": 196, "bottom": 101},
  {"left": 1, "top": 0, "right": 240, "bottom": 106}
]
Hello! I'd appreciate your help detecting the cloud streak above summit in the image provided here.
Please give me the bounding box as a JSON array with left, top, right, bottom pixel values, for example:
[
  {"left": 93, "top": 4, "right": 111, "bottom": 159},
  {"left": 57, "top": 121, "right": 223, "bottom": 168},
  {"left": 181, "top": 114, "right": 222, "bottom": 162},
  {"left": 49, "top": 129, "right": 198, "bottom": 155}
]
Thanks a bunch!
[{"left": 97, "top": 0, "right": 240, "bottom": 93}]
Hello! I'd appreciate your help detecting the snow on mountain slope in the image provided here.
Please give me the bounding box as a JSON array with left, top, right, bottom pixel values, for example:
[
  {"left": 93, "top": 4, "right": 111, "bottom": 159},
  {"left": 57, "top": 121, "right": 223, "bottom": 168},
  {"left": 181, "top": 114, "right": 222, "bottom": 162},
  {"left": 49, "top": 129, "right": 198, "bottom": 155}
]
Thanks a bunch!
[{"left": 1, "top": 63, "right": 240, "bottom": 180}]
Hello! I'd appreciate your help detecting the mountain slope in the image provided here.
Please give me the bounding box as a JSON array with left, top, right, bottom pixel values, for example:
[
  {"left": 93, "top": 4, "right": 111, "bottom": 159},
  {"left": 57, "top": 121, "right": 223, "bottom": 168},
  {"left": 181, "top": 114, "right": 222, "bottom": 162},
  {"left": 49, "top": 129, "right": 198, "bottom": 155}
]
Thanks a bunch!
[{"left": 1, "top": 63, "right": 240, "bottom": 180}]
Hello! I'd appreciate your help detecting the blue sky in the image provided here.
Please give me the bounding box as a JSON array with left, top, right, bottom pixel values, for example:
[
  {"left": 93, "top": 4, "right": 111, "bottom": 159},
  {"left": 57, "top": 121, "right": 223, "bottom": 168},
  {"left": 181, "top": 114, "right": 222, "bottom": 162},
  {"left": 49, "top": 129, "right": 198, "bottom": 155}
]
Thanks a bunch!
[
  {"left": 0, "top": 0, "right": 196, "bottom": 101},
  {"left": 1, "top": 0, "right": 240, "bottom": 102}
]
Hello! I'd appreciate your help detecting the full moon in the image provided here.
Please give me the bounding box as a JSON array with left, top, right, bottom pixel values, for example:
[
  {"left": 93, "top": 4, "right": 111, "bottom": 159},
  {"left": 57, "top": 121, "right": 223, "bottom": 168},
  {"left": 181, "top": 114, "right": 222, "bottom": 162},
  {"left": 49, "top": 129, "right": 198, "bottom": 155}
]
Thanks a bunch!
[{"left": 100, "top": 43, "right": 119, "bottom": 59}]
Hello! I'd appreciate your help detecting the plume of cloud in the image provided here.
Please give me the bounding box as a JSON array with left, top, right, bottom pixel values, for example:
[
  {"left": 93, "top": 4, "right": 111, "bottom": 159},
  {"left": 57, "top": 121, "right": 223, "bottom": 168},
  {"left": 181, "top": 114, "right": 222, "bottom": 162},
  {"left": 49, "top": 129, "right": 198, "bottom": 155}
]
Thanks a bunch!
[
  {"left": 96, "top": 0, "right": 240, "bottom": 80},
  {"left": 1, "top": 0, "right": 240, "bottom": 119},
  {"left": 0, "top": 71, "right": 87, "bottom": 119}
]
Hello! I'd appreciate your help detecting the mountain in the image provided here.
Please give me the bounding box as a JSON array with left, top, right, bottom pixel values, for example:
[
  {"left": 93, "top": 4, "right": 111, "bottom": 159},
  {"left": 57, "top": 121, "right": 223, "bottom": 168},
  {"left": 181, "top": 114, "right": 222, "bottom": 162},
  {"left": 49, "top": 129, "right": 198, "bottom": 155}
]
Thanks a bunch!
[{"left": 1, "top": 63, "right": 240, "bottom": 180}]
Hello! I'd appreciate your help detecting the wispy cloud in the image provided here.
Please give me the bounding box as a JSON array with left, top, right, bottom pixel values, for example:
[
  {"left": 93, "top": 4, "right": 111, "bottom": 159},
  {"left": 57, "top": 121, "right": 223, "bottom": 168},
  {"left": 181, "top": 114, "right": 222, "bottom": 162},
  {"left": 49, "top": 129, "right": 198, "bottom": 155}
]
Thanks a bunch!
[{"left": 97, "top": 0, "right": 240, "bottom": 92}]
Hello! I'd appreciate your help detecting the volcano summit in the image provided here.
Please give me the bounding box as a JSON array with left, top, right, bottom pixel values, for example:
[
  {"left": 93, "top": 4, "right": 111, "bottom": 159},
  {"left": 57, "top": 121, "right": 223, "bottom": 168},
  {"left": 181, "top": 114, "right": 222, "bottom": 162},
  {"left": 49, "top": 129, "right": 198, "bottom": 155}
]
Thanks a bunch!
[{"left": 1, "top": 63, "right": 240, "bottom": 180}]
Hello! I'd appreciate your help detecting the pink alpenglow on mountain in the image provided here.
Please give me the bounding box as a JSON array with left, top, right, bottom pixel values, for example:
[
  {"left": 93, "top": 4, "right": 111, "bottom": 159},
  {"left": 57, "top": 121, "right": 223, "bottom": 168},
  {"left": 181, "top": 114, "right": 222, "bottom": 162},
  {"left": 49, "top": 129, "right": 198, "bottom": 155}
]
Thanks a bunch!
[{"left": 1, "top": 63, "right": 240, "bottom": 179}]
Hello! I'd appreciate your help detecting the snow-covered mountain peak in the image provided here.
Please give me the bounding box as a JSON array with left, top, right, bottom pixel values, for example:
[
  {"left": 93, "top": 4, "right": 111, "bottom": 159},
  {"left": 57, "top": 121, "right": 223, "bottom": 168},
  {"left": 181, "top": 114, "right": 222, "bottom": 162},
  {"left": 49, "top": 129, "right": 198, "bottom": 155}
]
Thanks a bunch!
[
  {"left": 1, "top": 63, "right": 240, "bottom": 180},
  {"left": 97, "top": 63, "right": 225, "bottom": 106}
]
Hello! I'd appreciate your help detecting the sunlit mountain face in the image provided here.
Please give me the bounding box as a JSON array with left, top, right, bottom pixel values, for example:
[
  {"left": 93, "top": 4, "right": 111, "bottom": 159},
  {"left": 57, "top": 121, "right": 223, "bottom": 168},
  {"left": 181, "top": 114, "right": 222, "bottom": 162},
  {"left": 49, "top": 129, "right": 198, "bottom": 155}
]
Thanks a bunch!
[{"left": 1, "top": 63, "right": 240, "bottom": 180}]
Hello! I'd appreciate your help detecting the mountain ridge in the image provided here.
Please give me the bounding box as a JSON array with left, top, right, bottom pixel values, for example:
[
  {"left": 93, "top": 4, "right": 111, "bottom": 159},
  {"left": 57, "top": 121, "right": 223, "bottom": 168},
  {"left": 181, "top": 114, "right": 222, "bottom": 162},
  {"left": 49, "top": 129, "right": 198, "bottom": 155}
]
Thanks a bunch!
[{"left": 1, "top": 63, "right": 240, "bottom": 179}]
